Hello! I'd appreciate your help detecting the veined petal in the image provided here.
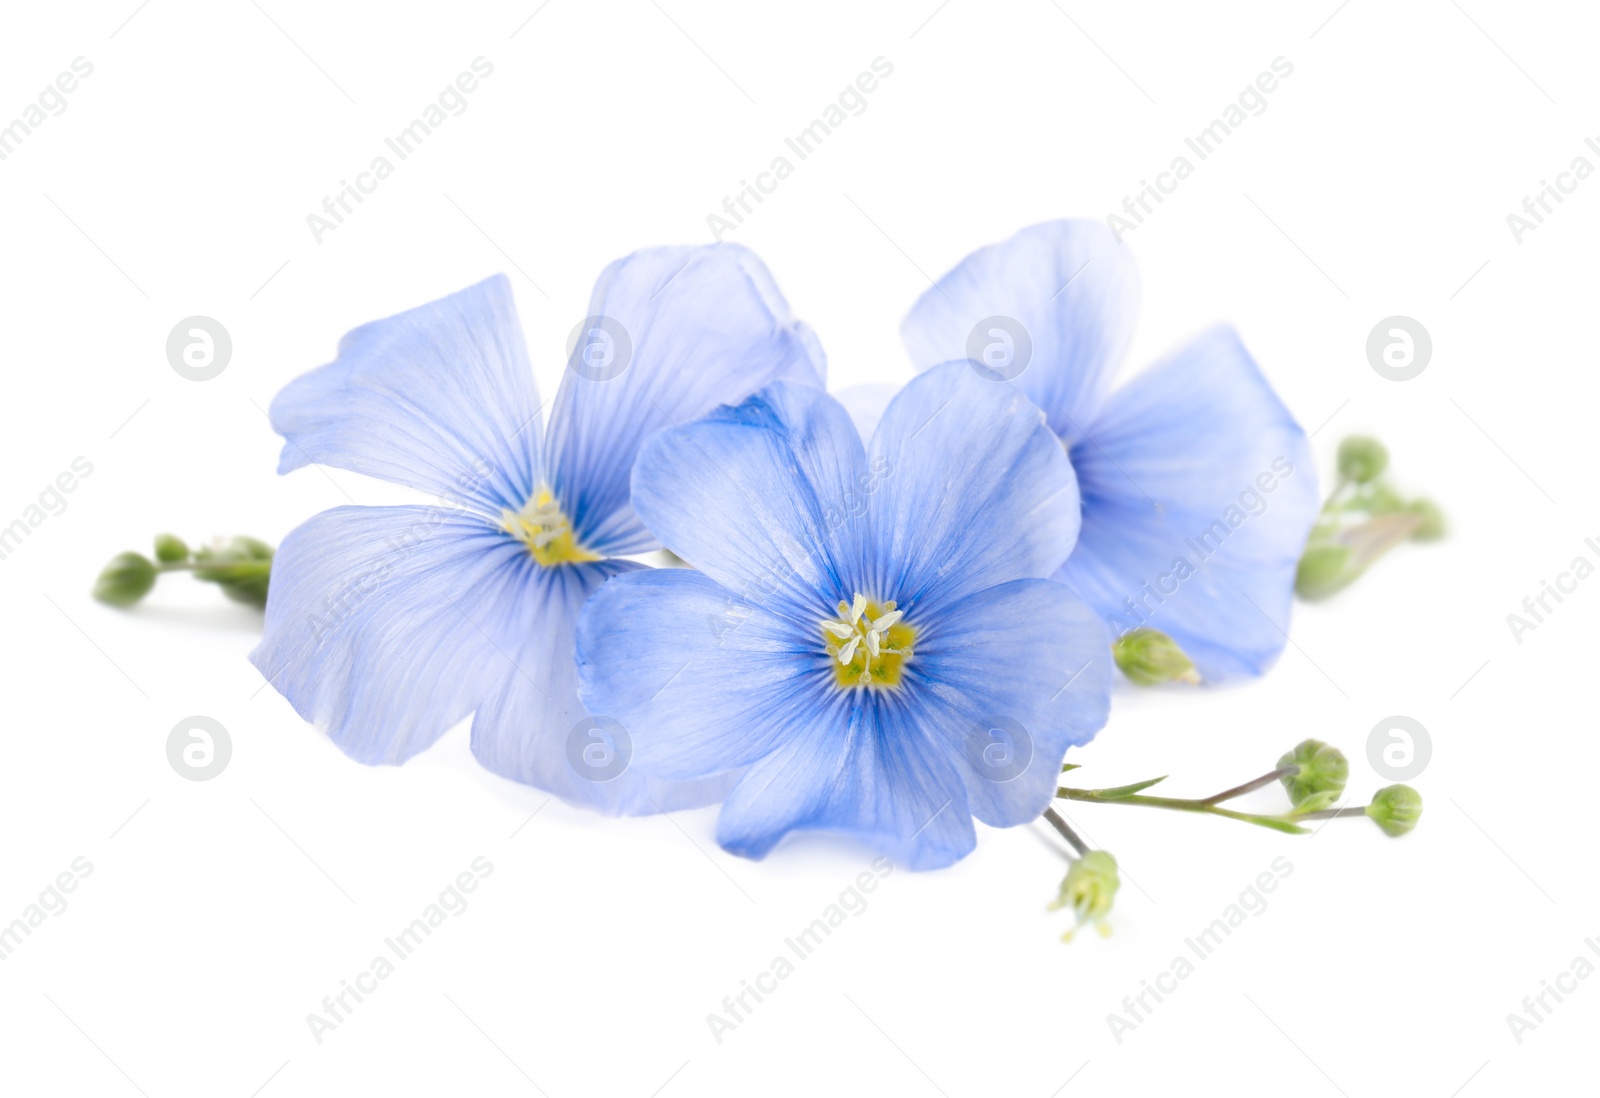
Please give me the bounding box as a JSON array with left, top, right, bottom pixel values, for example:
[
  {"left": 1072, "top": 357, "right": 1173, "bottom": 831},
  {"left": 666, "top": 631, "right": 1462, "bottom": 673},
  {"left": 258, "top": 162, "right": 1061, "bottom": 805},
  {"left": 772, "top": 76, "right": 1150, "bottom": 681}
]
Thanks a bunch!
[
  {"left": 547, "top": 244, "right": 826, "bottom": 557},
  {"left": 1059, "top": 326, "right": 1320, "bottom": 681},
  {"left": 909, "top": 578, "right": 1110, "bottom": 827},
  {"left": 900, "top": 220, "right": 1139, "bottom": 446},
  {"left": 269, "top": 275, "right": 543, "bottom": 514},
  {"left": 864, "top": 361, "right": 1081, "bottom": 613},
  {"left": 714, "top": 695, "right": 977, "bottom": 871},
  {"left": 471, "top": 561, "right": 734, "bottom": 815},
  {"left": 249, "top": 505, "right": 538, "bottom": 764},
  {"left": 575, "top": 567, "right": 829, "bottom": 780},
  {"left": 630, "top": 380, "right": 869, "bottom": 625}
]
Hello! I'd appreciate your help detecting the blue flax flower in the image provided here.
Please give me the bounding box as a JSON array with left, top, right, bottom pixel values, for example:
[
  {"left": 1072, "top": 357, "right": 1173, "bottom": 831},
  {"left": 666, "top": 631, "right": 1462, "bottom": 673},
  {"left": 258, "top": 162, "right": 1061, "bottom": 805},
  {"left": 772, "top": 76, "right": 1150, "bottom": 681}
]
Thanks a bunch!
[
  {"left": 900, "top": 220, "right": 1320, "bottom": 682},
  {"left": 575, "top": 363, "right": 1112, "bottom": 869},
  {"left": 250, "top": 247, "right": 823, "bottom": 813}
]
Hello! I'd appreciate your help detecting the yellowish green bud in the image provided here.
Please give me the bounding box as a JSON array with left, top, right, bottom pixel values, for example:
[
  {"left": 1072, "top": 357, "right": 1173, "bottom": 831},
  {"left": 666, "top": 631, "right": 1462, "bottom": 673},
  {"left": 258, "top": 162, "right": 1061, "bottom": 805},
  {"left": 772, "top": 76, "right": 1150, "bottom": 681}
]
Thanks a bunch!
[
  {"left": 1337, "top": 435, "right": 1388, "bottom": 484},
  {"left": 1366, "top": 784, "right": 1423, "bottom": 836},
  {"left": 1409, "top": 499, "right": 1445, "bottom": 541},
  {"left": 1278, "top": 739, "right": 1348, "bottom": 806},
  {"left": 1295, "top": 543, "right": 1353, "bottom": 600},
  {"left": 1112, "top": 628, "right": 1199, "bottom": 686},
  {"left": 153, "top": 533, "right": 189, "bottom": 563}
]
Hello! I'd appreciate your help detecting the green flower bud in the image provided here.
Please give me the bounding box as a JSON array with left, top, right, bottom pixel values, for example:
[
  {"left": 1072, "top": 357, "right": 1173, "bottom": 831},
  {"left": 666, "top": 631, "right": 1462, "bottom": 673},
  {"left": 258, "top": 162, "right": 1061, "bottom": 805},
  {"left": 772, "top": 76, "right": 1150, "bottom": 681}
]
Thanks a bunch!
[
  {"left": 230, "top": 535, "right": 275, "bottom": 561},
  {"left": 1355, "top": 482, "right": 1405, "bottom": 515},
  {"left": 1409, "top": 499, "right": 1445, "bottom": 541},
  {"left": 1366, "top": 784, "right": 1423, "bottom": 836},
  {"left": 153, "top": 533, "right": 189, "bottom": 563},
  {"left": 192, "top": 536, "right": 275, "bottom": 610},
  {"left": 1295, "top": 542, "right": 1354, "bottom": 600},
  {"left": 217, "top": 573, "right": 271, "bottom": 609},
  {"left": 1278, "top": 739, "right": 1348, "bottom": 806},
  {"left": 1048, "top": 849, "right": 1120, "bottom": 941},
  {"left": 93, "top": 552, "right": 157, "bottom": 607},
  {"left": 1112, "top": 628, "right": 1199, "bottom": 686},
  {"left": 1337, "top": 435, "right": 1388, "bottom": 484}
]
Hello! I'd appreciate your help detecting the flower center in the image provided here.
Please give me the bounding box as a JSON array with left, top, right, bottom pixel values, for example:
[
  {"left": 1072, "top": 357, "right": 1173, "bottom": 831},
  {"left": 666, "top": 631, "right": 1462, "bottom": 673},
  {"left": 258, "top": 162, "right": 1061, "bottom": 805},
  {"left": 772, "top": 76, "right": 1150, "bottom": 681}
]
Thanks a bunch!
[
  {"left": 500, "top": 488, "right": 601, "bottom": 567},
  {"left": 821, "top": 593, "right": 916, "bottom": 689}
]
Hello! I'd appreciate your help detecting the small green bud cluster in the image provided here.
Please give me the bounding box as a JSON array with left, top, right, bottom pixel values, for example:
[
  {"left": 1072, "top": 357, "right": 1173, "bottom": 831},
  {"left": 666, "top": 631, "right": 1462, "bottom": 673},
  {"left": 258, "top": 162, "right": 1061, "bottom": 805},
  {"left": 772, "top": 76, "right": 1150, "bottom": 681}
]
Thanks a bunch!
[
  {"left": 93, "top": 534, "right": 275, "bottom": 610},
  {"left": 1297, "top": 435, "right": 1443, "bottom": 600},
  {"left": 1276, "top": 738, "right": 1422, "bottom": 836}
]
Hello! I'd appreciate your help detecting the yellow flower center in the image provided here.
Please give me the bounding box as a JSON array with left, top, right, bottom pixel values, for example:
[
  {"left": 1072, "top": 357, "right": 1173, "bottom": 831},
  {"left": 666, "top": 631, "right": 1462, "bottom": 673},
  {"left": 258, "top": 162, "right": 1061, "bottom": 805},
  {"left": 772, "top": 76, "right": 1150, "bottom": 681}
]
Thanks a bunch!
[
  {"left": 500, "top": 488, "right": 601, "bottom": 567},
  {"left": 821, "top": 593, "right": 916, "bottom": 689}
]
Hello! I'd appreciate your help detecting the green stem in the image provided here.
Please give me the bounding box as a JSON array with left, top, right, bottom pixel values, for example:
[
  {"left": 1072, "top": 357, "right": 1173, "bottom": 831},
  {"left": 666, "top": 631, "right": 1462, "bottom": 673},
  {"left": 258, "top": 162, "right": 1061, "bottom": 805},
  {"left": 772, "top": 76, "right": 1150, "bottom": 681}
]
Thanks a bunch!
[
  {"left": 1295, "top": 805, "right": 1368, "bottom": 821},
  {"left": 1041, "top": 807, "right": 1090, "bottom": 855},
  {"left": 1198, "top": 765, "right": 1298, "bottom": 806},
  {"left": 1056, "top": 787, "right": 1310, "bottom": 835},
  {"left": 159, "top": 560, "right": 272, "bottom": 577}
]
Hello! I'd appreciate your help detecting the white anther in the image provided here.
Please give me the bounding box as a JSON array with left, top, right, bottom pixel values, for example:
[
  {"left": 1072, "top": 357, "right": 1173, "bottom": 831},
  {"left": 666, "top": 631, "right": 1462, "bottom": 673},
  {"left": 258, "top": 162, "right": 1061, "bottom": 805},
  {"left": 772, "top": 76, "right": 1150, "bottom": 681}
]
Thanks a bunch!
[{"left": 822, "top": 592, "right": 907, "bottom": 669}]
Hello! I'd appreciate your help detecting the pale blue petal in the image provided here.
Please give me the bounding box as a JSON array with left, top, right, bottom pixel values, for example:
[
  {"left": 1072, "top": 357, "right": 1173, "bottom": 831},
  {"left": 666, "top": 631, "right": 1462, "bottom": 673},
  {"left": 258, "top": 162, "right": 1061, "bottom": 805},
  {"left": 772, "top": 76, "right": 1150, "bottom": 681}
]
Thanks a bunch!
[
  {"left": 1059, "top": 327, "right": 1320, "bottom": 681},
  {"left": 900, "top": 220, "right": 1139, "bottom": 446},
  {"left": 577, "top": 572, "right": 1109, "bottom": 867},
  {"left": 269, "top": 275, "right": 542, "bottom": 514},
  {"left": 629, "top": 380, "right": 869, "bottom": 626},
  {"left": 472, "top": 561, "right": 735, "bottom": 815},
  {"left": 864, "top": 361, "right": 1081, "bottom": 613},
  {"left": 250, "top": 505, "right": 539, "bottom": 764},
  {"left": 576, "top": 568, "right": 830, "bottom": 780},
  {"left": 546, "top": 244, "right": 826, "bottom": 557},
  {"left": 907, "top": 579, "right": 1110, "bottom": 827},
  {"left": 714, "top": 696, "right": 977, "bottom": 871}
]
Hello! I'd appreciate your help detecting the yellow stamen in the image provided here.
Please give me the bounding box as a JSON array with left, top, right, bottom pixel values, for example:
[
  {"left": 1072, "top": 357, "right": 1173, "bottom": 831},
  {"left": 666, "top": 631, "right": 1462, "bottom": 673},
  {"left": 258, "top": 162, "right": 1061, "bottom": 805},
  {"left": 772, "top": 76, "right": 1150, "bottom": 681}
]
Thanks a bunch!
[
  {"left": 500, "top": 488, "right": 602, "bottom": 567},
  {"left": 821, "top": 595, "right": 915, "bottom": 689}
]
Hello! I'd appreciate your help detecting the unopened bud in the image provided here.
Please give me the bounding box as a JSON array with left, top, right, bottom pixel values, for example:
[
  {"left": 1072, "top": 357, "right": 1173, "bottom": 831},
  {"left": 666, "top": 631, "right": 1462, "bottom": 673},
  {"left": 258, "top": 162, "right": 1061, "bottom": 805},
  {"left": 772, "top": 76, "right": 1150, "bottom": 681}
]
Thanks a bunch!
[
  {"left": 1295, "top": 543, "right": 1353, "bottom": 601},
  {"left": 1112, "top": 628, "right": 1199, "bottom": 686},
  {"left": 1278, "top": 739, "right": 1348, "bottom": 806},
  {"left": 153, "top": 533, "right": 189, "bottom": 563},
  {"left": 1366, "top": 784, "right": 1423, "bottom": 836},
  {"left": 93, "top": 552, "right": 157, "bottom": 607},
  {"left": 1337, "top": 435, "right": 1388, "bottom": 484},
  {"left": 1409, "top": 499, "right": 1445, "bottom": 541}
]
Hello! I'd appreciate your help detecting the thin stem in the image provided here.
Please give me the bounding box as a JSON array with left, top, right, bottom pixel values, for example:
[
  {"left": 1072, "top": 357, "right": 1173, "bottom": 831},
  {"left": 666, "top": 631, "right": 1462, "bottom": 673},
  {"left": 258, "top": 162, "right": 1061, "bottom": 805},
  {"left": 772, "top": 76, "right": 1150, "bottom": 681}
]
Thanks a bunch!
[
  {"left": 1199, "top": 765, "right": 1297, "bottom": 806},
  {"left": 1041, "top": 807, "right": 1090, "bottom": 856},
  {"left": 159, "top": 560, "right": 271, "bottom": 576},
  {"left": 1056, "top": 787, "right": 1309, "bottom": 835},
  {"left": 1295, "top": 805, "right": 1369, "bottom": 821}
]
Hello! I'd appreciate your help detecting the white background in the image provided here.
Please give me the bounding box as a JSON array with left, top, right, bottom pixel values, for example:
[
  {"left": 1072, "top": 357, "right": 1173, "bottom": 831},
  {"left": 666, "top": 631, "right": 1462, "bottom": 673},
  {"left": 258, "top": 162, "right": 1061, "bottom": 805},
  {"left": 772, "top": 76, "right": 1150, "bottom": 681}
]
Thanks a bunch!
[{"left": 1, "top": 1, "right": 1595, "bottom": 1095}]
